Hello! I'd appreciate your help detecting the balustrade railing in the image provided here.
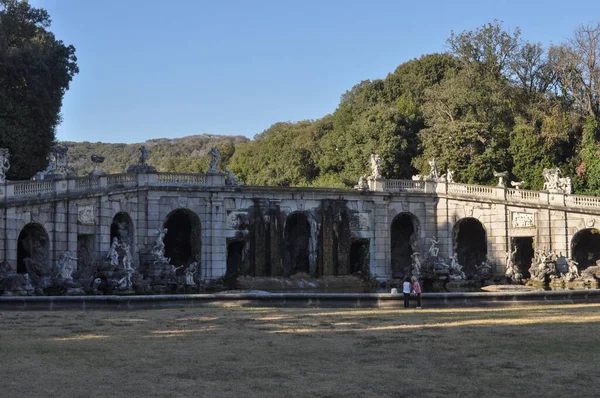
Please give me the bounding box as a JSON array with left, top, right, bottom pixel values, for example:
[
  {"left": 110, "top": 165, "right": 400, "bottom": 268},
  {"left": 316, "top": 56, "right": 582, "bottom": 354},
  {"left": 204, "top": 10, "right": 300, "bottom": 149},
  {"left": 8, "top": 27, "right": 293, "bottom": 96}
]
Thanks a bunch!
[
  {"left": 6, "top": 173, "right": 600, "bottom": 212},
  {"left": 447, "top": 183, "right": 495, "bottom": 197},
  {"left": 73, "top": 176, "right": 100, "bottom": 190},
  {"left": 13, "top": 180, "right": 54, "bottom": 196},
  {"left": 156, "top": 172, "right": 207, "bottom": 185},
  {"left": 107, "top": 173, "right": 137, "bottom": 187},
  {"left": 506, "top": 188, "right": 540, "bottom": 202},
  {"left": 383, "top": 179, "right": 425, "bottom": 192},
  {"left": 565, "top": 194, "right": 600, "bottom": 208}
]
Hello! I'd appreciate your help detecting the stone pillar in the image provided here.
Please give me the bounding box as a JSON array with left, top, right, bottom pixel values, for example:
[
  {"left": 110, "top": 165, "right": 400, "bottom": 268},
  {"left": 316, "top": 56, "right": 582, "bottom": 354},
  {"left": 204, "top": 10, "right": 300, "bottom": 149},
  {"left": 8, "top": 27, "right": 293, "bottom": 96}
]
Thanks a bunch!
[
  {"left": 250, "top": 199, "right": 269, "bottom": 277},
  {"left": 371, "top": 199, "right": 390, "bottom": 281},
  {"left": 269, "top": 200, "right": 283, "bottom": 277},
  {"left": 206, "top": 196, "right": 226, "bottom": 279}
]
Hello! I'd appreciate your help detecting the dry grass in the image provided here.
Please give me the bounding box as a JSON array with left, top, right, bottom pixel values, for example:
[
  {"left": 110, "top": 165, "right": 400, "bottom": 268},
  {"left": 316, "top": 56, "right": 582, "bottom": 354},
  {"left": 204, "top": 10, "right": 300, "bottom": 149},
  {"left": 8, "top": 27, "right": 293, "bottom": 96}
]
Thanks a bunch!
[{"left": 1, "top": 304, "right": 600, "bottom": 398}]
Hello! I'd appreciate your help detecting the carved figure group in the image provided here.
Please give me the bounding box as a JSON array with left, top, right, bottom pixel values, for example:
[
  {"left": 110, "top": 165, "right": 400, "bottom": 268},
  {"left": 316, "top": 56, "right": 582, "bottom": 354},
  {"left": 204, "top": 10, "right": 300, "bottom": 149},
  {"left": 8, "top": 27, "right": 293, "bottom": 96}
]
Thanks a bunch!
[
  {"left": 563, "top": 258, "right": 580, "bottom": 282},
  {"left": 448, "top": 253, "right": 466, "bottom": 280},
  {"left": 57, "top": 251, "right": 78, "bottom": 281},
  {"left": 542, "top": 168, "right": 572, "bottom": 194}
]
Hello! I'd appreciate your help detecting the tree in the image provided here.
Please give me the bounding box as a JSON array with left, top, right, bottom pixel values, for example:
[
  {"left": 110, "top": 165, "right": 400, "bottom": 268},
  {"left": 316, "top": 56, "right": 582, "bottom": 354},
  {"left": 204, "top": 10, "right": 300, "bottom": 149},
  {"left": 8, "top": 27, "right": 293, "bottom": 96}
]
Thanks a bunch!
[
  {"left": 0, "top": 0, "right": 78, "bottom": 180},
  {"left": 551, "top": 23, "right": 600, "bottom": 118}
]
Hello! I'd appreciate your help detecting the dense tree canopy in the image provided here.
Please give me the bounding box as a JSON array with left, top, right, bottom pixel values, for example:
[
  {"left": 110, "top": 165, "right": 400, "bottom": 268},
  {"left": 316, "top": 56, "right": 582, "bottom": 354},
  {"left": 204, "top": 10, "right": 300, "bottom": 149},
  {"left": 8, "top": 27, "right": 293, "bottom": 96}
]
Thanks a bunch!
[
  {"left": 0, "top": 0, "right": 78, "bottom": 180},
  {"left": 226, "top": 20, "right": 600, "bottom": 195}
]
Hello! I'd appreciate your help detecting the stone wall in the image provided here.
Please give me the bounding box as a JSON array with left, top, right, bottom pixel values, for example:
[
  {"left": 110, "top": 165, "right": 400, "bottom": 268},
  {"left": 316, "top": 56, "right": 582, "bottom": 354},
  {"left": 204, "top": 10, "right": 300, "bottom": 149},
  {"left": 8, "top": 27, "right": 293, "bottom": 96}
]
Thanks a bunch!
[{"left": 3, "top": 175, "right": 600, "bottom": 283}]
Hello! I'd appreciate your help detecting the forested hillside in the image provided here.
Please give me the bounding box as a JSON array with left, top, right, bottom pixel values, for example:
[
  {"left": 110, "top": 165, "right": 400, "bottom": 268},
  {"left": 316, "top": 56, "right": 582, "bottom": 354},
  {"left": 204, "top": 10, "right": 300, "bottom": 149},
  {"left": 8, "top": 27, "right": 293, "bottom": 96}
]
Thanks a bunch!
[{"left": 63, "top": 134, "right": 248, "bottom": 176}]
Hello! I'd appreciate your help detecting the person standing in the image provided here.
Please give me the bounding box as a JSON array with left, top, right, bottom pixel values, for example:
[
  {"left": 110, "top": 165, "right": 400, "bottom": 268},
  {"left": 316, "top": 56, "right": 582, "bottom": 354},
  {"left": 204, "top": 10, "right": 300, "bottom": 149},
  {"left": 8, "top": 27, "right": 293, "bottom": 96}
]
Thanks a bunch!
[
  {"left": 412, "top": 276, "right": 422, "bottom": 309},
  {"left": 402, "top": 277, "right": 412, "bottom": 309}
]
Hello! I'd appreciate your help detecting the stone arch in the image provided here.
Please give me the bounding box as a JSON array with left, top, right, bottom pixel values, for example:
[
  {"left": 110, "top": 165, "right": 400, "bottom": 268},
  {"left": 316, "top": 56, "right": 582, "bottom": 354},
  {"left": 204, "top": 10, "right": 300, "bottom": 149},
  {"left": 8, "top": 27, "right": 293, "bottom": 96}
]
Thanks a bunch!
[
  {"left": 571, "top": 228, "right": 600, "bottom": 270},
  {"left": 283, "top": 212, "right": 311, "bottom": 277},
  {"left": 390, "top": 212, "right": 420, "bottom": 279},
  {"left": 17, "top": 222, "right": 50, "bottom": 274},
  {"left": 110, "top": 212, "right": 134, "bottom": 248},
  {"left": 453, "top": 217, "right": 487, "bottom": 277},
  {"left": 163, "top": 209, "right": 202, "bottom": 272}
]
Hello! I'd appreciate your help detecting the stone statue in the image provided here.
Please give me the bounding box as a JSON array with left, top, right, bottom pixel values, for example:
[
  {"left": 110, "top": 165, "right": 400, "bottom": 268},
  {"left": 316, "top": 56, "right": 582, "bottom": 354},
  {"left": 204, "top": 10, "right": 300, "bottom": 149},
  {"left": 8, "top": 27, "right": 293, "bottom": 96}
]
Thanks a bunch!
[
  {"left": 505, "top": 247, "right": 522, "bottom": 281},
  {"left": 225, "top": 169, "right": 242, "bottom": 186},
  {"left": 446, "top": 169, "right": 454, "bottom": 183},
  {"left": 122, "top": 244, "right": 133, "bottom": 271},
  {"left": 493, "top": 171, "right": 509, "bottom": 188},
  {"left": 427, "top": 236, "right": 439, "bottom": 258},
  {"left": 107, "top": 237, "right": 120, "bottom": 267},
  {"left": 57, "top": 251, "right": 78, "bottom": 281},
  {"left": 152, "top": 228, "right": 168, "bottom": 259},
  {"left": 529, "top": 248, "right": 558, "bottom": 282},
  {"left": 563, "top": 258, "right": 580, "bottom": 282},
  {"left": 127, "top": 144, "right": 156, "bottom": 173},
  {"left": 510, "top": 181, "right": 524, "bottom": 190},
  {"left": 427, "top": 158, "right": 439, "bottom": 180},
  {"left": 208, "top": 147, "right": 221, "bottom": 173},
  {"left": 354, "top": 176, "right": 369, "bottom": 191},
  {"left": 139, "top": 145, "right": 149, "bottom": 165},
  {"left": 542, "top": 168, "right": 572, "bottom": 194},
  {"left": 184, "top": 262, "right": 198, "bottom": 285},
  {"left": 410, "top": 252, "right": 422, "bottom": 277},
  {"left": 33, "top": 144, "right": 71, "bottom": 180},
  {"left": 368, "top": 154, "right": 382, "bottom": 180},
  {"left": 449, "top": 253, "right": 466, "bottom": 280},
  {"left": 0, "top": 148, "right": 10, "bottom": 183}
]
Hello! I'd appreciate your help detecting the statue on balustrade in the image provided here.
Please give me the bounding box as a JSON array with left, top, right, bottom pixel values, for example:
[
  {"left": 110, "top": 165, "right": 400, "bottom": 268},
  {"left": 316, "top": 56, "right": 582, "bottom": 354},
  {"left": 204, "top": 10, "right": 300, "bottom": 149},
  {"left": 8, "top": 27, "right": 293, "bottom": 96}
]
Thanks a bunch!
[
  {"left": 542, "top": 168, "right": 572, "bottom": 194},
  {"left": 368, "top": 154, "right": 382, "bottom": 180},
  {"left": 493, "top": 170, "right": 508, "bottom": 188},
  {"left": 427, "top": 158, "right": 439, "bottom": 180},
  {"left": 354, "top": 176, "right": 369, "bottom": 191},
  {"left": 207, "top": 147, "right": 221, "bottom": 174},
  {"left": 127, "top": 144, "right": 156, "bottom": 173},
  {"left": 32, "top": 145, "right": 74, "bottom": 180}
]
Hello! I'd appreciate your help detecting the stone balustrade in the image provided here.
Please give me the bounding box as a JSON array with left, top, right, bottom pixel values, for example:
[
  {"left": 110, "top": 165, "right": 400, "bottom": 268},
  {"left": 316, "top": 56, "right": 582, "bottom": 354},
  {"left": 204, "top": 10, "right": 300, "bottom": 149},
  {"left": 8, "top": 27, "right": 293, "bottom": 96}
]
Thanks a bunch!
[{"left": 3, "top": 173, "right": 600, "bottom": 212}]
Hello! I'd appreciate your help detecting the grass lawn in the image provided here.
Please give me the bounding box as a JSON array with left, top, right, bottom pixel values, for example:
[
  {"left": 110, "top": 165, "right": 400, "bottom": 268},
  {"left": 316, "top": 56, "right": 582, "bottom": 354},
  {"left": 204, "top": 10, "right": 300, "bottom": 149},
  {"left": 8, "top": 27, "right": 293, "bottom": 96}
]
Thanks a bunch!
[{"left": 1, "top": 303, "right": 599, "bottom": 398}]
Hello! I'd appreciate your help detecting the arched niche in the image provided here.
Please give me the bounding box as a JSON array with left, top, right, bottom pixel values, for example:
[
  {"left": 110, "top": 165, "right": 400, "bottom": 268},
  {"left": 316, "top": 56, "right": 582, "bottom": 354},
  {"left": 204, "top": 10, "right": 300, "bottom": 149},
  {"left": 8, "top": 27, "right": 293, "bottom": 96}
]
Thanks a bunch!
[
  {"left": 163, "top": 209, "right": 202, "bottom": 271},
  {"left": 284, "top": 212, "right": 311, "bottom": 276},
  {"left": 110, "top": 212, "right": 134, "bottom": 248},
  {"left": 571, "top": 228, "right": 600, "bottom": 270},
  {"left": 390, "top": 212, "right": 420, "bottom": 279},
  {"left": 226, "top": 240, "right": 249, "bottom": 277},
  {"left": 17, "top": 223, "right": 50, "bottom": 274},
  {"left": 453, "top": 217, "right": 487, "bottom": 277}
]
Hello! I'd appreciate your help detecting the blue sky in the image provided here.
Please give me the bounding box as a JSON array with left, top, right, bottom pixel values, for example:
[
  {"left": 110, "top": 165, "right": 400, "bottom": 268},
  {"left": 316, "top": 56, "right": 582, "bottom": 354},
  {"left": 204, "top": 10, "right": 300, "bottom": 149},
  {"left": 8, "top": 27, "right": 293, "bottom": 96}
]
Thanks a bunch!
[{"left": 30, "top": 0, "right": 598, "bottom": 144}]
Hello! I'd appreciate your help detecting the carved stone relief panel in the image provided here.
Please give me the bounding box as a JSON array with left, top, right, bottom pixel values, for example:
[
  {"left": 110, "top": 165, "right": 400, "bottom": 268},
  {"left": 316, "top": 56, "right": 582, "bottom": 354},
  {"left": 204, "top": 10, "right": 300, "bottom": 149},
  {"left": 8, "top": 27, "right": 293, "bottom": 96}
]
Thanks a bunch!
[
  {"left": 511, "top": 212, "right": 535, "bottom": 228},
  {"left": 78, "top": 205, "right": 96, "bottom": 225}
]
